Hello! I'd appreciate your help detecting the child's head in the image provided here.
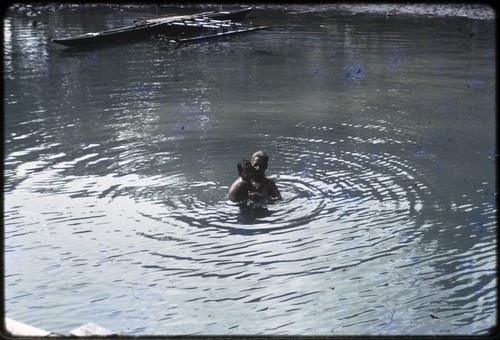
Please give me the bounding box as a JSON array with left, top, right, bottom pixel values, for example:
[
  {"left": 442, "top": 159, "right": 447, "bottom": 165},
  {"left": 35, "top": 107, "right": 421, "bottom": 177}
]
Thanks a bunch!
[{"left": 237, "top": 159, "right": 254, "bottom": 182}]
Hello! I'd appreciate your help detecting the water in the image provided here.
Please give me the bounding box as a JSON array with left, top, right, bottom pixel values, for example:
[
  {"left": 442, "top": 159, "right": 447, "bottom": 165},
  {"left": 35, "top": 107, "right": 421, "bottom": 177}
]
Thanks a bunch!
[{"left": 3, "top": 3, "right": 496, "bottom": 336}]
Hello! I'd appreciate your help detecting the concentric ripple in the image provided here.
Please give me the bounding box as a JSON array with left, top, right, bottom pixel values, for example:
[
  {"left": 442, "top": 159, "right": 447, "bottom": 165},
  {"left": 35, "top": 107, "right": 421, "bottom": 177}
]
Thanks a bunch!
[
  {"left": 136, "top": 133, "right": 426, "bottom": 240},
  {"left": 4, "top": 5, "right": 495, "bottom": 335}
]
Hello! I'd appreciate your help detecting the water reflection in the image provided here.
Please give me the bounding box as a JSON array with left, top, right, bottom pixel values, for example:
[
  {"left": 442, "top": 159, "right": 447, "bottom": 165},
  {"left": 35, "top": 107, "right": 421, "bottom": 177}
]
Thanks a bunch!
[{"left": 4, "top": 3, "right": 496, "bottom": 336}]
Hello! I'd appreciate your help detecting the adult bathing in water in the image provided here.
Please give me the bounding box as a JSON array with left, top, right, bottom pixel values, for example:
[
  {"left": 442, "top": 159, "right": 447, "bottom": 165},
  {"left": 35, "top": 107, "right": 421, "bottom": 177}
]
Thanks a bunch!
[
  {"left": 248, "top": 150, "right": 281, "bottom": 201},
  {"left": 248, "top": 150, "right": 282, "bottom": 201},
  {"left": 228, "top": 151, "right": 282, "bottom": 203}
]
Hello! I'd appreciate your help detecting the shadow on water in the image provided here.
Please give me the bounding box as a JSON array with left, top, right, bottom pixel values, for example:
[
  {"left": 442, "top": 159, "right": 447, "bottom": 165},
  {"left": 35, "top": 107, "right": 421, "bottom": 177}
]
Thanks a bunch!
[
  {"left": 238, "top": 206, "right": 272, "bottom": 221},
  {"left": 236, "top": 201, "right": 273, "bottom": 225},
  {"left": 212, "top": 199, "right": 287, "bottom": 236}
]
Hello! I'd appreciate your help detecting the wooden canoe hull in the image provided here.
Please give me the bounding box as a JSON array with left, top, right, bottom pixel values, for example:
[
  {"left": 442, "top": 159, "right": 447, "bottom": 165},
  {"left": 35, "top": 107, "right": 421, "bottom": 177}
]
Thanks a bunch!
[{"left": 52, "top": 7, "right": 253, "bottom": 48}]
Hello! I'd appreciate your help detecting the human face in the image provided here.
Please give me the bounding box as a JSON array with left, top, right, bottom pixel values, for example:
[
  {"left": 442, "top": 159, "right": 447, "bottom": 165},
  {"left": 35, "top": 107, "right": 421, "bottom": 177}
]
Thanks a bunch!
[
  {"left": 252, "top": 157, "right": 267, "bottom": 177},
  {"left": 240, "top": 168, "right": 254, "bottom": 182}
]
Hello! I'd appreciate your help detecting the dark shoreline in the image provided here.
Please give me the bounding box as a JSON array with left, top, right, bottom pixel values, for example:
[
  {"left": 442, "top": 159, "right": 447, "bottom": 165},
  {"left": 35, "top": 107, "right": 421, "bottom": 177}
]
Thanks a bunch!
[{"left": 6, "top": 3, "right": 496, "bottom": 20}]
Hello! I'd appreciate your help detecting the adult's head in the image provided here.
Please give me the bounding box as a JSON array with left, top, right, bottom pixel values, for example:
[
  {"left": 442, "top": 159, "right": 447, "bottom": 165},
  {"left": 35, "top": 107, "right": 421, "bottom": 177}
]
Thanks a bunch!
[{"left": 251, "top": 150, "right": 269, "bottom": 180}]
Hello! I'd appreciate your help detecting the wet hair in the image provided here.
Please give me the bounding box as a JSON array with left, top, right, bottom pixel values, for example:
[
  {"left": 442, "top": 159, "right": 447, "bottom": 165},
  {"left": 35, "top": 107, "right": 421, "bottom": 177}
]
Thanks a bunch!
[
  {"left": 237, "top": 159, "right": 253, "bottom": 174},
  {"left": 252, "top": 150, "right": 269, "bottom": 165}
]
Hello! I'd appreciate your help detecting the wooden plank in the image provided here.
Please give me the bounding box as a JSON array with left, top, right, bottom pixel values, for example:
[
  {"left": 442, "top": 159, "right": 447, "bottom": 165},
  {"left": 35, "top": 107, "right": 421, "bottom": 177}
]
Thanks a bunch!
[
  {"left": 4, "top": 317, "right": 56, "bottom": 336},
  {"left": 70, "top": 322, "right": 117, "bottom": 337},
  {"left": 176, "top": 26, "right": 267, "bottom": 43},
  {"left": 144, "top": 11, "right": 215, "bottom": 24}
]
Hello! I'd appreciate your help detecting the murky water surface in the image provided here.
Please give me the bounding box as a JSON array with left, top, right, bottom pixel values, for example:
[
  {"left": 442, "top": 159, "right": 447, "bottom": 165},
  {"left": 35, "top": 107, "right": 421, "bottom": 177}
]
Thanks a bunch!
[{"left": 4, "top": 4, "right": 496, "bottom": 336}]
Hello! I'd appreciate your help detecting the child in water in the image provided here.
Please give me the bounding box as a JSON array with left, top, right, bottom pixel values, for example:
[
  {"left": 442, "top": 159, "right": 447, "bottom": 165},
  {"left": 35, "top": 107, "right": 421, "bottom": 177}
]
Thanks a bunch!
[{"left": 228, "top": 159, "right": 254, "bottom": 203}]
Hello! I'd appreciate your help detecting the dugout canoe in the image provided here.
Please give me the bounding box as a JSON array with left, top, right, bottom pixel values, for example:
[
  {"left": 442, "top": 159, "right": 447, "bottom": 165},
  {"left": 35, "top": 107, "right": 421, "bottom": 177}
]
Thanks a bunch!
[{"left": 51, "top": 7, "right": 253, "bottom": 48}]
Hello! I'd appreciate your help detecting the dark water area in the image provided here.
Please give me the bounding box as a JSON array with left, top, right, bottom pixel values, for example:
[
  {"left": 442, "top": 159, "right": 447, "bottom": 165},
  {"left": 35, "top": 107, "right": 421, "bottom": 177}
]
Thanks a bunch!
[{"left": 3, "top": 3, "right": 496, "bottom": 336}]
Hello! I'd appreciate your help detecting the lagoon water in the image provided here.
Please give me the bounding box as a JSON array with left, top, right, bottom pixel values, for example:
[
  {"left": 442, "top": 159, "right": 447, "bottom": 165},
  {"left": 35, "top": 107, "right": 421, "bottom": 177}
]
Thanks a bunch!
[{"left": 3, "top": 4, "right": 496, "bottom": 336}]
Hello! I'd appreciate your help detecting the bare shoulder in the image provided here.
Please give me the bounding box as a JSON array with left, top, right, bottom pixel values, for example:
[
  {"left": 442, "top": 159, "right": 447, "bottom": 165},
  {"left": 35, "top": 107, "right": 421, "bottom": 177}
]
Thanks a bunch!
[
  {"left": 263, "top": 177, "right": 282, "bottom": 199},
  {"left": 228, "top": 179, "right": 251, "bottom": 202},
  {"left": 265, "top": 177, "right": 277, "bottom": 185},
  {"left": 264, "top": 177, "right": 278, "bottom": 188}
]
